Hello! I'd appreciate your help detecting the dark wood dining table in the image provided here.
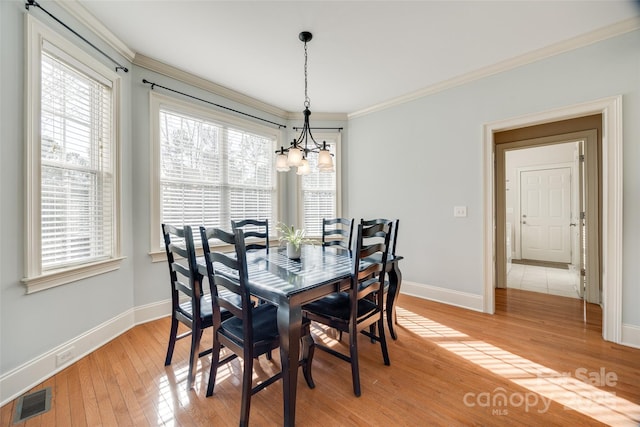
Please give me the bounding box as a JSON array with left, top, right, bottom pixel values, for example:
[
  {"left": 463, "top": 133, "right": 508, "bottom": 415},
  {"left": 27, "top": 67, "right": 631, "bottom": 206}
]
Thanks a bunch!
[{"left": 197, "top": 244, "right": 402, "bottom": 426}]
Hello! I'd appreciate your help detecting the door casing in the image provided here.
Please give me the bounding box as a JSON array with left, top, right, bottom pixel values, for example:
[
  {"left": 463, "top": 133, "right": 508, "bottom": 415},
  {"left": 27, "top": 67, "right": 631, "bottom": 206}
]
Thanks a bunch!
[{"left": 483, "top": 96, "right": 623, "bottom": 343}]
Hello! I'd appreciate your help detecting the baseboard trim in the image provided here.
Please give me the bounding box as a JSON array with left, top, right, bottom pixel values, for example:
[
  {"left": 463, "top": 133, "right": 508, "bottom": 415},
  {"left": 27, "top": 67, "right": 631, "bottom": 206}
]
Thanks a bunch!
[
  {"left": 0, "top": 299, "right": 171, "bottom": 407},
  {"left": 621, "top": 323, "right": 640, "bottom": 349},
  {"left": 401, "top": 281, "right": 484, "bottom": 313}
]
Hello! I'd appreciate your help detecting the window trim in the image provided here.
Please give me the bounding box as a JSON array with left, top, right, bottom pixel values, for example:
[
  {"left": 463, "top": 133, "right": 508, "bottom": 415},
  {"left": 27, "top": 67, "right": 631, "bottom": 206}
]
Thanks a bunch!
[
  {"left": 23, "top": 15, "right": 122, "bottom": 293},
  {"left": 296, "top": 132, "right": 342, "bottom": 237},
  {"left": 149, "top": 92, "right": 282, "bottom": 260}
]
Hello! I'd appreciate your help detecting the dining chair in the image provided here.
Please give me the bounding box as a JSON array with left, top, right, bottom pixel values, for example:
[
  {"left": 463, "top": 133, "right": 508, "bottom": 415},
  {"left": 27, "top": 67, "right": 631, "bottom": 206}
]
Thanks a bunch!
[
  {"left": 302, "top": 221, "right": 392, "bottom": 397},
  {"left": 200, "top": 226, "right": 315, "bottom": 426},
  {"left": 161, "top": 223, "right": 215, "bottom": 390},
  {"left": 361, "top": 218, "right": 400, "bottom": 339},
  {"left": 231, "top": 219, "right": 269, "bottom": 251},
  {"left": 322, "top": 217, "right": 354, "bottom": 251},
  {"left": 361, "top": 218, "right": 399, "bottom": 257}
]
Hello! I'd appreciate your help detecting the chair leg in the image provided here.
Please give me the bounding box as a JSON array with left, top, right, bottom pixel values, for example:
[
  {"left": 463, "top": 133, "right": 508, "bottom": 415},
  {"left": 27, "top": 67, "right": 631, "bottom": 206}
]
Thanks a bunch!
[
  {"left": 239, "top": 355, "right": 254, "bottom": 427},
  {"left": 378, "top": 317, "right": 390, "bottom": 366},
  {"left": 165, "top": 315, "right": 179, "bottom": 366},
  {"left": 206, "top": 336, "right": 222, "bottom": 397},
  {"left": 349, "top": 326, "right": 361, "bottom": 397},
  {"left": 387, "top": 305, "right": 398, "bottom": 340},
  {"left": 187, "top": 327, "right": 203, "bottom": 389},
  {"left": 301, "top": 322, "right": 315, "bottom": 389}
]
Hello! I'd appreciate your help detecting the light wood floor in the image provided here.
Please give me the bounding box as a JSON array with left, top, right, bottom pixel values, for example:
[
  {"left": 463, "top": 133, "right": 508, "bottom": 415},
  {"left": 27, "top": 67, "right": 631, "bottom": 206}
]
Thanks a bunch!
[{"left": 3, "top": 289, "right": 640, "bottom": 426}]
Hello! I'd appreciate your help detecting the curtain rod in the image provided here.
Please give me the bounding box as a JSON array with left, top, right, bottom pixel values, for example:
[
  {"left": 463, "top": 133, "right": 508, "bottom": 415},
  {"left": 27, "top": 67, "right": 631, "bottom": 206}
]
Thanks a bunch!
[
  {"left": 25, "top": 0, "right": 128, "bottom": 73},
  {"left": 293, "top": 127, "right": 343, "bottom": 131},
  {"left": 142, "top": 79, "right": 287, "bottom": 129}
]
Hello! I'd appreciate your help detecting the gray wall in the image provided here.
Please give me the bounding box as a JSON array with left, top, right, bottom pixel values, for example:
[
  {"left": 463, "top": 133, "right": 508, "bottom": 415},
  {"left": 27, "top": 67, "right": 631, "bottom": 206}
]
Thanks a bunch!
[{"left": 347, "top": 29, "right": 640, "bottom": 325}]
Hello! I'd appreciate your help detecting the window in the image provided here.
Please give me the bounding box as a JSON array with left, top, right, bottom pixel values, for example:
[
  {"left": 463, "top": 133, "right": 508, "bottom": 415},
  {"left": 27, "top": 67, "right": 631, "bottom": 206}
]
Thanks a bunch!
[
  {"left": 24, "top": 17, "right": 121, "bottom": 293},
  {"left": 299, "top": 133, "right": 340, "bottom": 236},
  {"left": 150, "top": 93, "right": 279, "bottom": 254}
]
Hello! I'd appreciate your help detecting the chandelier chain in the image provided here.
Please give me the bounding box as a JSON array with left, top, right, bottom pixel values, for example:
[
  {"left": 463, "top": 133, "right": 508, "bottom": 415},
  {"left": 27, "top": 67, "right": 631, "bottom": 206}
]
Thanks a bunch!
[{"left": 304, "top": 41, "right": 310, "bottom": 108}]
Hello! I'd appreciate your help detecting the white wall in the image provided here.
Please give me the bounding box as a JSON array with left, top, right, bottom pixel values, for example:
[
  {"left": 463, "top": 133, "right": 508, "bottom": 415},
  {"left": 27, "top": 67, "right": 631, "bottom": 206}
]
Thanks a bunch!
[{"left": 347, "top": 29, "right": 640, "bottom": 325}]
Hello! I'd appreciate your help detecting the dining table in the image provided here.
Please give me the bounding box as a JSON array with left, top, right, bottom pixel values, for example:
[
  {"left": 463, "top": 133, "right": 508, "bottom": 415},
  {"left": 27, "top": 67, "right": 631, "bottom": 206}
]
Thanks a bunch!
[{"left": 197, "top": 244, "right": 402, "bottom": 426}]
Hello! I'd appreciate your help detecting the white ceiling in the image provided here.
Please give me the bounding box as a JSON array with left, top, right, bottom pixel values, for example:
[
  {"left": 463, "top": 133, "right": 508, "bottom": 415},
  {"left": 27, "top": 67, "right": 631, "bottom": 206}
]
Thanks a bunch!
[{"left": 76, "top": 0, "right": 639, "bottom": 114}]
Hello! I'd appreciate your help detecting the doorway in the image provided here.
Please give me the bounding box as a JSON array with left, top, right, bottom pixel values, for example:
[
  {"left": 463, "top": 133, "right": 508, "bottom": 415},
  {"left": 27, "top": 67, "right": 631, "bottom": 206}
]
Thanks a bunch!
[
  {"left": 483, "top": 96, "right": 624, "bottom": 344},
  {"left": 496, "top": 128, "right": 601, "bottom": 305},
  {"left": 502, "top": 141, "right": 594, "bottom": 300}
]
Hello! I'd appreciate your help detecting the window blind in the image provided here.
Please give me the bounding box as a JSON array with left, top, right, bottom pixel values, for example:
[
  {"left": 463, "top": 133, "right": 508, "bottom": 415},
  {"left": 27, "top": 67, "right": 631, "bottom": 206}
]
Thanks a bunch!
[
  {"left": 301, "top": 139, "right": 337, "bottom": 236},
  {"left": 40, "top": 49, "right": 114, "bottom": 270},
  {"left": 159, "top": 108, "right": 276, "bottom": 242}
]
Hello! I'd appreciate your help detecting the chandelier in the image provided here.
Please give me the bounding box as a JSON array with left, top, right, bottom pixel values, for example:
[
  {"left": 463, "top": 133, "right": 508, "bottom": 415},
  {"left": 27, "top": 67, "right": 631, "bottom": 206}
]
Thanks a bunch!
[{"left": 275, "top": 31, "right": 334, "bottom": 175}]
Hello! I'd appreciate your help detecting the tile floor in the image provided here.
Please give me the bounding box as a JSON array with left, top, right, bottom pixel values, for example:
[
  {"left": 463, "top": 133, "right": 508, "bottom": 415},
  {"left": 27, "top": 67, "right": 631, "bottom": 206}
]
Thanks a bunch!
[{"left": 507, "top": 262, "right": 581, "bottom": 299}]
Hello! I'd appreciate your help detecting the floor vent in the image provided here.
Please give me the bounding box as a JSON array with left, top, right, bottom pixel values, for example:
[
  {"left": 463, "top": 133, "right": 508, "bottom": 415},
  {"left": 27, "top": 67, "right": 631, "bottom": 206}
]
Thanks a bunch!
[{"left": 13, "top": 387, "right": 51, "bottom": 424}]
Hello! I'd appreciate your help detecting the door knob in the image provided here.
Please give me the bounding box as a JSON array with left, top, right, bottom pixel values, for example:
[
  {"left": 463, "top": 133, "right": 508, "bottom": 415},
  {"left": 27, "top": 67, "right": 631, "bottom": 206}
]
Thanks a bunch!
[
  {"left": 522, "top": 214, "right": 527, "bottom": 218},
  {"left": 570, "top": 223, "right": 577, "bottom": 226},
  {"left": 522, "top": 221, "right": 527, "bottom": 225}
]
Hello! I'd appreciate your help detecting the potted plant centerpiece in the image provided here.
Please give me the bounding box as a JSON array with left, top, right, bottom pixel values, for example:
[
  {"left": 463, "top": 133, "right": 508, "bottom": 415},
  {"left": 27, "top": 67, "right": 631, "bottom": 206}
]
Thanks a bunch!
[{"left": 277, "top": 222, "right": 313, "bottom": 260}]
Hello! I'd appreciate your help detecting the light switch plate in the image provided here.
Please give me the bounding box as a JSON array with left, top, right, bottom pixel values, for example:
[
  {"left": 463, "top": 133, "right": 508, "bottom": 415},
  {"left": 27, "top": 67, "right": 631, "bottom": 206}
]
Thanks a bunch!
[{"left": 454, "top": 206, "right": 467, "bottom": 217}]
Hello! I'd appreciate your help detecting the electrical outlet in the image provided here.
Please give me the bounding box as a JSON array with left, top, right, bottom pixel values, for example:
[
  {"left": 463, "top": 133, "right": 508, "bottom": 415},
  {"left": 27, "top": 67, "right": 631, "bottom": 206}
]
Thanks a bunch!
[
  {"left": 454, "top": 206, "right": 467, "bottom": 217},
  {"left": 56, "top": 346, "right": 74, "bottom": 367}
]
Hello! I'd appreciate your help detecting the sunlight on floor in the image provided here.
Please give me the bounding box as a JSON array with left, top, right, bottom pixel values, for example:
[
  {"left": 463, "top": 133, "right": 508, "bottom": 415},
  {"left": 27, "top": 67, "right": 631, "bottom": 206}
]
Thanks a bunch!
[
  {"left": 396, "top": 306, "right": 640, "bottom": 426},
  {"left": 157, "top": 360, "right": 235, "bottom": 425}
]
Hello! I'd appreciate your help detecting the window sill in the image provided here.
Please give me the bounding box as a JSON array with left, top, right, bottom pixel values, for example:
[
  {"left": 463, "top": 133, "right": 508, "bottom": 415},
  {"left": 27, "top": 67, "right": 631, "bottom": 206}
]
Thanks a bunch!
[{"left": 22, "top": 257, "right": 126, "bottom": 294}]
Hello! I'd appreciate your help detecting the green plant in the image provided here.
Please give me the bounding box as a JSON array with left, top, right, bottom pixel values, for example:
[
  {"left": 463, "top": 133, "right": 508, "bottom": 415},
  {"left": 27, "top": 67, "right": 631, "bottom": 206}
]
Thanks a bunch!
[{"left": 276, "top": 222, "right": 314, "bottom": 250}]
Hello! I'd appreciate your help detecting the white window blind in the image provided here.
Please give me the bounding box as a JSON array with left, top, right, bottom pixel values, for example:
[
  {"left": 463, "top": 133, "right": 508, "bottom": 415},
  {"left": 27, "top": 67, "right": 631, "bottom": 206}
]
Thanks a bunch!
[
  {"left": 159, "top": 108, "right": 277, "bottom": 243},
  {"left": 300, "top": 136, "right": 337, "bottom": 236},
  {"left": 40, "top": 49, "right": 114, "bottom": 270}
]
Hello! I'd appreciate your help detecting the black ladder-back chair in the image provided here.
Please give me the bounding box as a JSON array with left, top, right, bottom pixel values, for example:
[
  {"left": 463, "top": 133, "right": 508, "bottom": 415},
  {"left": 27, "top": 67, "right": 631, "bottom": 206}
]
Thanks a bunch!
[
  {"left": 162, "top": 223, "right": 214, "bottom": 390},
  {"left": 231, "top": 219, "right": 269, "bottom": 252},
  {"left": 322, "top": 217, "right": 354, "bottom": 251},
  {"left": 302, "top": 221, "right": 391, "bottom": 397},
  {"left": 361, "top": 218, "right": 401, "bottom": 339},
  {"left": 200, "top": 226, "right": 315, "bottom": 427}
]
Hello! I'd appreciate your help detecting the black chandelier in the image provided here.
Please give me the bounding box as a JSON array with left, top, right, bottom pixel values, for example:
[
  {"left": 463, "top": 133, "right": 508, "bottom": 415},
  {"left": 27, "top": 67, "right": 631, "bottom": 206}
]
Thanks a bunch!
[{"left": 275, "top": 31, "right": 334, "bottom": 174}]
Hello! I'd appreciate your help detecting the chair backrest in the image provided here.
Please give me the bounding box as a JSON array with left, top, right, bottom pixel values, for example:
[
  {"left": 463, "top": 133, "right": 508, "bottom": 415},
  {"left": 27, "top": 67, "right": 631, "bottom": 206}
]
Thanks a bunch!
[
  {"left": 351, "top": 221, "right": 392, "bottom": 315},
  {"left": 200, "top": 226, "right": 254, "bottom": 343},
  {"left": 322, "top": 217, "right": 354, "bottom": 251},
  {"left": 231, "top": 219, "right": 269, "bottom": 252},
  {"left": 162, "top": 223, "right": 204, "bottom": 322},
  {"left": 360, "top": 218, "right": 399, "bottom": 256}
]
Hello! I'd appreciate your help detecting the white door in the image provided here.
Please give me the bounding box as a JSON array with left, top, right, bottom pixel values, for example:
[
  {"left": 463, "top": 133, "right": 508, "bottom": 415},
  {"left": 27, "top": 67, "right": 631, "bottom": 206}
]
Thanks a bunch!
[{"left": 520, "top": 167, "right": 572, "bottom": 263}]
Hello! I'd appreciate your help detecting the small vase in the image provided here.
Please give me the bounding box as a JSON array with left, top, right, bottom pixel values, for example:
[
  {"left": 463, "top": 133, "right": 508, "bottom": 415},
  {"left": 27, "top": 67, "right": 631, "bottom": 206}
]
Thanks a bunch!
[{"left": 286, "top": 242, "right": 301, "bottom": 260}]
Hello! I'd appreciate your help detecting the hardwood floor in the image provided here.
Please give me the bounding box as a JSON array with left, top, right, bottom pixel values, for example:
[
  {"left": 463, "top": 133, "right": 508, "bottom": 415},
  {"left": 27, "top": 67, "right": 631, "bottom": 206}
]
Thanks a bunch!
[{"left": 3, "top": 289, "right": 639, "bottom": 426}]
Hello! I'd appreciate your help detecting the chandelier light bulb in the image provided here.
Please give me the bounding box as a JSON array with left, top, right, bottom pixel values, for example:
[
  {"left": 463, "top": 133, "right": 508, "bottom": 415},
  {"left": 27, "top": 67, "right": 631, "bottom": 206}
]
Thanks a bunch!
[
  {"left": 318, "top": 147, "right": 333, "bottom": 168},
  {"left": 287, "top": 145, "right": 303, "bottom": 167},
  {"left": 276, "top": 152, "right": 290, "bottom": 171},
  {"left": 296, "top": 158, "right": 311, "bottom": 175}
]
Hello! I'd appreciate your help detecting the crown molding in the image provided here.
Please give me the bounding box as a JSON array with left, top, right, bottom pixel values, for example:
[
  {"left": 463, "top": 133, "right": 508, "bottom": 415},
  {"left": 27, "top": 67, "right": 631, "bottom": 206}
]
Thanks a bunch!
[
  {"left": 54, "top": 0, "right": 135, "bottom": 62},
  {"left": 349, "top": 17, "right": 640, "bottom": 119},
  {"left": 134, "top": 54, "right": 289, "bottom": 119}
]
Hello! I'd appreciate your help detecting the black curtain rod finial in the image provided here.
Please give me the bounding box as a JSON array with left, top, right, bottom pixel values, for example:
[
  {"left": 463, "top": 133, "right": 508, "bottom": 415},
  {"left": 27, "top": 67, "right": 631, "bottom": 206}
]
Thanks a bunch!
[
  {"left": 142, "top": 79, "right": 155, "bottom": 89},
  {"left": 25, "top": 0, "right": 128, "bottom": 72}
]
